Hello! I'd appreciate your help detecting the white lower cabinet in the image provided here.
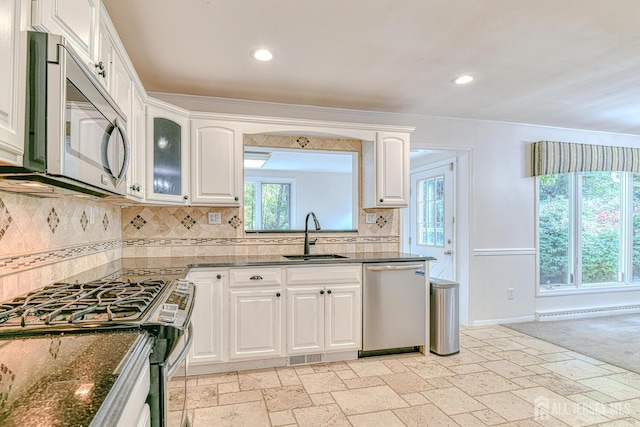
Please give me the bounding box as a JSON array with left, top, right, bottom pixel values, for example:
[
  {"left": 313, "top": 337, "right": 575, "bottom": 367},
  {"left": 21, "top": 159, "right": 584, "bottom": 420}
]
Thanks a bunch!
[
  {"left": 187, "top": 264, "right": 362, "bottom": 370},
  {"left": 186, "top": 269, "right": 226, "bottom": 365},
  {"left": 287, "top": 265, "right": 362, "bottom": 355},
  {"left": 229, "top": 267, "right": 284, "bottom": 360}
]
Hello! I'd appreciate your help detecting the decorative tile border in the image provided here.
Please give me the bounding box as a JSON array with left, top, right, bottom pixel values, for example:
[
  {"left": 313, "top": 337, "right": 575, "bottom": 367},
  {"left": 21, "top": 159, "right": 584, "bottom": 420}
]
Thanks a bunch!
[
  {"left": 0, "top": 240, "right": 123, "bottom": 276},
  {"left": 122, "top": 235, "right": 399, "bottom": 247}
]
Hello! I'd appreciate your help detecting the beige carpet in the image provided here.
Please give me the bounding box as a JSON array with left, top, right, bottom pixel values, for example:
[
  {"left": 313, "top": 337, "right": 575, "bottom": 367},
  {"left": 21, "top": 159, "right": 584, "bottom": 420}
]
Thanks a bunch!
[{"left": 503, "top": 313, "right": 640, "bottom": 374}]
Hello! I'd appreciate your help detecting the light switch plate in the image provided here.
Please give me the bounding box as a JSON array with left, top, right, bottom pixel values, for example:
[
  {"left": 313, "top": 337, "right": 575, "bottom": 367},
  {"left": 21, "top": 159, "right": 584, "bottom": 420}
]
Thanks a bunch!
[
  {"left": 365, "top": 213, "right": 377, "bottom": 224},
  {"left": 208, "top": 212, "right": 222, "bottom": 225}
]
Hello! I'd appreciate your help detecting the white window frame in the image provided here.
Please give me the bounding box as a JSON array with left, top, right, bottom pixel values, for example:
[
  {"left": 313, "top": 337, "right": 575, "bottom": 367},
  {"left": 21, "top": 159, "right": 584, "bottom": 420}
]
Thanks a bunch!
[{"left": 536, "top": 171, "right": 640, "bottom": 296}]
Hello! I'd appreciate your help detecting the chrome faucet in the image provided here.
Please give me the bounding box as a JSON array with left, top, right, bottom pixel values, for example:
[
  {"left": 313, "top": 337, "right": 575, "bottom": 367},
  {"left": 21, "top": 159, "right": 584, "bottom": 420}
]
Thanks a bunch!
[{"left": 304, "top": 212, "right": 321, "bottom": 255}]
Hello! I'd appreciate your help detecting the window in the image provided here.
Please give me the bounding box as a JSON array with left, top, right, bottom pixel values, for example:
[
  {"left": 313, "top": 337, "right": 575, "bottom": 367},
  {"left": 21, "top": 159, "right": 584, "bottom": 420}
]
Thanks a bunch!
[
  {"left": 244, "top": 178, "right": 295, "bottom": 231},
  {"left": 417, "top": 175, "right": 444, "bottom": 246},
  {"left": 538, "top": 171, "right": 636, "bottom": 292}
]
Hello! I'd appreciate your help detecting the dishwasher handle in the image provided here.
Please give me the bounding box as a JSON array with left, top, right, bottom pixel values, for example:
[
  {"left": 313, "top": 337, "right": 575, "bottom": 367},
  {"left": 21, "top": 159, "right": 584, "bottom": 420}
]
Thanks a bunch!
[{"left": 365, "top": 264, "right": 424, "bottom": 272}]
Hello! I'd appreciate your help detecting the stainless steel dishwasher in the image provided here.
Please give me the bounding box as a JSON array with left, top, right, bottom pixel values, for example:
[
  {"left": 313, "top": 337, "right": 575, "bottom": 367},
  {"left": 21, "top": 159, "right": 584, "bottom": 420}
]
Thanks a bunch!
[{"left": 361, "top": 261, "right": 427, "bottom": 354}]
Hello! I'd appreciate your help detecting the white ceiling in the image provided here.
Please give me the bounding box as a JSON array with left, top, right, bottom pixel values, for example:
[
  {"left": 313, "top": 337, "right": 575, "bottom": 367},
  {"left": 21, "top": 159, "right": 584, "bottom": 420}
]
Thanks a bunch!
[{"left": 102, "top": 0, "right": 640, "bottom": 135}]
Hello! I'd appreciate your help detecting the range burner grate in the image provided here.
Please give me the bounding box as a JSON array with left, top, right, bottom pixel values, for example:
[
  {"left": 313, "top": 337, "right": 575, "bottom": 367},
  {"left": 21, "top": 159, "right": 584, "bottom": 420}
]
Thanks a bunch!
[{"left": 0, "top": 279, "right": 166, "bottom": 329}]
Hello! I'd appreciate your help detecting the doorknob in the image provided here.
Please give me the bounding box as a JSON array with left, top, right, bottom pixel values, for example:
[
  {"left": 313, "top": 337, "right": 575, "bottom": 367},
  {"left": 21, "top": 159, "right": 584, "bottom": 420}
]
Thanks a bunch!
[{"left": 444, "top": 250, "right": 452, "bottom": 256}]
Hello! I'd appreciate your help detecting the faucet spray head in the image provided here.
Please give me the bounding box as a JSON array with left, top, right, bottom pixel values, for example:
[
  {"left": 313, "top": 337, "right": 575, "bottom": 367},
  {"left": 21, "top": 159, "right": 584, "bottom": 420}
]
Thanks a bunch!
[{"left": 310, "top": 212, "right": 321, "bottom": 230}]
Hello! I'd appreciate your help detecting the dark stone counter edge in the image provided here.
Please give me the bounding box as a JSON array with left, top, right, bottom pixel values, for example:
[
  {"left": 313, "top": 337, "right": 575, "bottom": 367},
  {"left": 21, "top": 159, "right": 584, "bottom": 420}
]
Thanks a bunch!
[
  {"left": 91, "top": 333, "right": 154, "bottom": 426},
  {"left": 186, "top": 255, "right": 435, "bottom": 270}
]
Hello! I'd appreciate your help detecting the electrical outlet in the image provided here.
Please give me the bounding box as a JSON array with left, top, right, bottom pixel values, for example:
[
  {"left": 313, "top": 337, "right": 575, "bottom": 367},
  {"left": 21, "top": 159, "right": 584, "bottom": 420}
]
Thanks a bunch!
[
  {"left": 507, "top": 288, "right": 514, "bottom": 300},
  {"left": 208, "top": 212, "right": 222, "bottom": 225},
  {"left": 365, "top": 213, "right": 377, "bottom": 224}
]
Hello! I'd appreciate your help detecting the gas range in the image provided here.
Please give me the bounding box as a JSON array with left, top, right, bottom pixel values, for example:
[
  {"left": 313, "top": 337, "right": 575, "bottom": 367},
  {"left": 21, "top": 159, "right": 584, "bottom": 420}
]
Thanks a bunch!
[{"left": 0, "top": 278, "right": 193, "bottom": 335}]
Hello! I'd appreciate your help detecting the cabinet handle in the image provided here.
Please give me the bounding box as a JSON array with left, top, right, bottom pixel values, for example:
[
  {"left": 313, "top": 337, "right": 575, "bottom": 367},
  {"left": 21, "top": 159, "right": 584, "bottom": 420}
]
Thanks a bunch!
[
  {"left": 327, "top": 289, "right": 332, "bottom": 294},
  {"left": 250, "top": 275, "right": 263, "bottom": 280},
  {"left": 234, "top": 196, "right": 239, "bottom": 201},
  {"left": 216, "top": 274, "right": 222, "bottom": 279},
  {"left": 276, "top": 292, "right": 281, "bottom": 297},
  {"left": 320, "top": 290, "right": 324, "bottom": 295}
]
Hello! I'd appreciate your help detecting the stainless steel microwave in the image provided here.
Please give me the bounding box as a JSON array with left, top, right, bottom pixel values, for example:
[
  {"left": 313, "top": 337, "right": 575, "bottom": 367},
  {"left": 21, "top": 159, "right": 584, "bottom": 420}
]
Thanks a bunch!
[{"left": 0, "top": 31, "right": 130, "bottom": 198}]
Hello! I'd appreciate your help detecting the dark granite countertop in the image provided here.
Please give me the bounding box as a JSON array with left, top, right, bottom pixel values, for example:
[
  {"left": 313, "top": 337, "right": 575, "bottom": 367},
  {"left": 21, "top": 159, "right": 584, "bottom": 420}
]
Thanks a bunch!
[
  {"left": 60, "top": 252, "right": 434, "bottom": 284},
  {"left": 0, "top": 331, "right": 152, "bottom": 427}
]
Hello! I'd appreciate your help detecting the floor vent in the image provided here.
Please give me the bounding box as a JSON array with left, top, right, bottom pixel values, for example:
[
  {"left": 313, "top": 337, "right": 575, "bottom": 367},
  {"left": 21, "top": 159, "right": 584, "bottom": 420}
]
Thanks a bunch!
[
  {"left": 535, "top": 304, "right": 640, "bottom": 321},
  {"left": 288, "top": 353, "right": 323, "bottom": 366}
]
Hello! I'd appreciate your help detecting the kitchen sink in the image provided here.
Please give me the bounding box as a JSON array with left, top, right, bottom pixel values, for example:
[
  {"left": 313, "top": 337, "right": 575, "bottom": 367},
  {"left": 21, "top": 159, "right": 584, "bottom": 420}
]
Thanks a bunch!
[{"left": 283, "top": 254, "right": 349, "bottom": 261}]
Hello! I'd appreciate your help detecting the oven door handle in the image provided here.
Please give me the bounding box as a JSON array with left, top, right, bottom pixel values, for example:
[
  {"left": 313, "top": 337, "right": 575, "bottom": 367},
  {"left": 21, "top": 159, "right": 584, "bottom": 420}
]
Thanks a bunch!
[{"left": 167, "top": 323, "right": 193, "bottom": 378}]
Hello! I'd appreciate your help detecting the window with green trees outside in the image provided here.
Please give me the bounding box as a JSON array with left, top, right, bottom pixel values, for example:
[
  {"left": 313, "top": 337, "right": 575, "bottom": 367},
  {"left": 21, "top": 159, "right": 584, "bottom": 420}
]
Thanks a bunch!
[{"left": 538, "top": 171, "right": 640, "bottom": 291}]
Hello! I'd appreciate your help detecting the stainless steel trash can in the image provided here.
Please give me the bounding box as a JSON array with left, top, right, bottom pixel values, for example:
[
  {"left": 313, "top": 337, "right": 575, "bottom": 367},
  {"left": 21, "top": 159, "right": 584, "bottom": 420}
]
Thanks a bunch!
[{"left": 430, "top": 278, "right": 460, "bottom": 356}]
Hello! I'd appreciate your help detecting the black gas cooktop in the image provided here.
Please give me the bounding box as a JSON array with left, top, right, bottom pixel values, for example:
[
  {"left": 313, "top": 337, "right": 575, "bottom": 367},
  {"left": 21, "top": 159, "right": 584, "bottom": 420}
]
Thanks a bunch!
[{"left": 0, "top": 279, "right": 167, "bottom": 332}]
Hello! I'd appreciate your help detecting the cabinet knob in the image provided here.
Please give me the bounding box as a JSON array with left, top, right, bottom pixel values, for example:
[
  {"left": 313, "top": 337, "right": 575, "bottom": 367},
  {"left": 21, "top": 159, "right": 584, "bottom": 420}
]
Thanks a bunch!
[
  {"left": 216, "top": 274, "right": 222, "bottom": 279},
  {"left": 320, "top": 290, "right": 324, "bottom": 295},
  {"left": 276, "top": 292, "right": 281, "bottom": 297},
  {"left": 234, "top": 196, "right": 239, "bottom": 201},
  {"left": 327, "top": 289, "right": 332, "bottom": 294},
  {"left": 183, "top": 195, "right": 189, "bottom": 200},
  {"left": 379, "top": 198, "right": 384, "bottom": 203},
  {"left": 95, "top": 62, "right": 106, "bottom": 77}
]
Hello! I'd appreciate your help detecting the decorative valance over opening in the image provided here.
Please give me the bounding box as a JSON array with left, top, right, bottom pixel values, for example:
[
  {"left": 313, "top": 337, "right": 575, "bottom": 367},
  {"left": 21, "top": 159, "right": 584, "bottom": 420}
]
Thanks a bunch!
[{"left": 531, "top": 140, "right": 640, "bottom": 176}]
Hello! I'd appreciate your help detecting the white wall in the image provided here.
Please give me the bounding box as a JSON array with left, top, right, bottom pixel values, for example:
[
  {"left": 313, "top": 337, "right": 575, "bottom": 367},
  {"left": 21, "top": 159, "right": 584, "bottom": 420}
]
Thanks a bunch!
[
  {"left": 155, "top": 92, "right": 640, "bottom": 325},
  {"left": 245, "top": 169, "right": 354, "bottom": 230}
]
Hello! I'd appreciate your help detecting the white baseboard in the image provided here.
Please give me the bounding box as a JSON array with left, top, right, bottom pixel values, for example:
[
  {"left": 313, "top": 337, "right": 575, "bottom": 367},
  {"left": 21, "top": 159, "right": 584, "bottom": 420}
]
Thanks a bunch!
[
  {"left": 471, "top": 315, "right": 536, "bottom": 326},
  {"left": 535, "top": 304, "right": 640, "bottom": 321}
]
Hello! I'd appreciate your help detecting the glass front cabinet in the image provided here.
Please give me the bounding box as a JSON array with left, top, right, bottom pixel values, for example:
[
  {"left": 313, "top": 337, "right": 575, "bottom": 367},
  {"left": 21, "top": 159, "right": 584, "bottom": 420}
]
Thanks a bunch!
[{"left": 146, "top": 102, "right": 190, "bottom": 203}]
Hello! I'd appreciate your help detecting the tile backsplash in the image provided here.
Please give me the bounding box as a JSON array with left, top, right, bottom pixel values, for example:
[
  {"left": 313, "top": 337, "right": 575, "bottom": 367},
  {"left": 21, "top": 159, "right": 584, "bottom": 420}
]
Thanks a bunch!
[
  {"left": 120, "top": 205, "right": 399, "bottom": 258},
  {"left": 0, "top": 191, "right": 122, "bottom": 301}
]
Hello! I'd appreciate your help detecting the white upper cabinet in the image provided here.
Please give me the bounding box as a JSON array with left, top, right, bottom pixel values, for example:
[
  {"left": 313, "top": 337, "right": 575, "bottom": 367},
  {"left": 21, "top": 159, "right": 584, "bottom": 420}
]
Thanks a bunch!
[
  {"left": 127, "top": 87, "right": 145, "bottom": 200},
  {"left": 0, "top": 0, "right": 26, "bottom": 165},
  {"left": 32, "top": 0, "right": 99, "bottom": 67},
  {"left": 146, "top": 101, "right": 190, "bottom": 203},
  {"left": 190, "top": 119, "right": 243, "bottom": 206},
  {"left": 362, "top": 131, "right": 410, "bottom": 208}
]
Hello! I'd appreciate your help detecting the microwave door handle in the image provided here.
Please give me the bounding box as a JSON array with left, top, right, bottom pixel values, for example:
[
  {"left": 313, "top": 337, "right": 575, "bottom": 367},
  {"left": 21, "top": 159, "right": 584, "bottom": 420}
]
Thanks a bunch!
[
  {"left": 113, "top": 117, "right": 131, "bottom": 187},
  {"left": 104, "top": 117, "right": 131, "bottom": 187}
]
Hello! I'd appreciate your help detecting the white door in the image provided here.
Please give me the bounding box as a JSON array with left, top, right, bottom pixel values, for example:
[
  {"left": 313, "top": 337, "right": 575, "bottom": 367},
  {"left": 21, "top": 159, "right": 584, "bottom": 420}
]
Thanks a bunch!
[{"left": 409, "top": 162, "right": 455, "bottom": 280}]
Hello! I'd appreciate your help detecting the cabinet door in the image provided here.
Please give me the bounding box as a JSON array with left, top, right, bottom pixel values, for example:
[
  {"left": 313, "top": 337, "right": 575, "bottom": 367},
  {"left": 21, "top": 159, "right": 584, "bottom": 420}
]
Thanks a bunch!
[
  {"left": 375, "top": 132, "right": 409, "bottom": 207},
  {"left": 32, "top": 0, "right": 99, "bottom": 66},
  {"left": 96, "top": 23, "right": 112, "bottom": 89},
  {"left": 229, "top": 288, "right": 283, "bottom": 360},
  {"left": 0, "top": 0, "right": 25, "bottom": 165},
  {"left": 146, "top": 103, "right": 189, "bottom": 203},
  {"left": 126, "top": 88, "right": 145, "bottom": 200},
  {"left": 190, "top": 119, "right": 242, "bottom": 205},
  {"left": 325, "top": 284, "right": 361, "bottom": 351},
  {"left": 187, "top": 270, "right": 226, "bottom": 365},
  {"left": 287, "top": 286, "right": 324, "bottom": 355}
]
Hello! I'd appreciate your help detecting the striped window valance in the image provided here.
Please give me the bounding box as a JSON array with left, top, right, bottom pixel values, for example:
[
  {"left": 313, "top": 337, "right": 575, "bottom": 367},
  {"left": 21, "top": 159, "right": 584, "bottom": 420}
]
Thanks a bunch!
[{"left": 531, "top": 140, "right": 640, "bottom": 176}]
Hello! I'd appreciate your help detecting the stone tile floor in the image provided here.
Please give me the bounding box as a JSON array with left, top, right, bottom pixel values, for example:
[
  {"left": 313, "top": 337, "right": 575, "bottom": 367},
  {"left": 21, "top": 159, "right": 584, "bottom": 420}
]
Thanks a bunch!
[{"left": 168, "top": 325, "right": 640, "bottom": 426}]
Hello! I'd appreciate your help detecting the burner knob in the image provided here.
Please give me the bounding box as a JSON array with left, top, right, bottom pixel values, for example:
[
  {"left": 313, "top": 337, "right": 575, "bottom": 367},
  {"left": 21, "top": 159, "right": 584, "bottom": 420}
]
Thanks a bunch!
[{"left": 176, "top": 280, "right": 190, "bottom": 291}]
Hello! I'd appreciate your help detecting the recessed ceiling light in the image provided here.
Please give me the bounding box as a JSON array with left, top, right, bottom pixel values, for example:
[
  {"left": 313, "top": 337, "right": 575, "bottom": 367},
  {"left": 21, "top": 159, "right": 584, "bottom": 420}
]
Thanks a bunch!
[
  {"left": 251, "top": 48, "right": 275, "bottom": 62},
  {"left": 452, "top": 74, "right": 474, "bottom": 85}
]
